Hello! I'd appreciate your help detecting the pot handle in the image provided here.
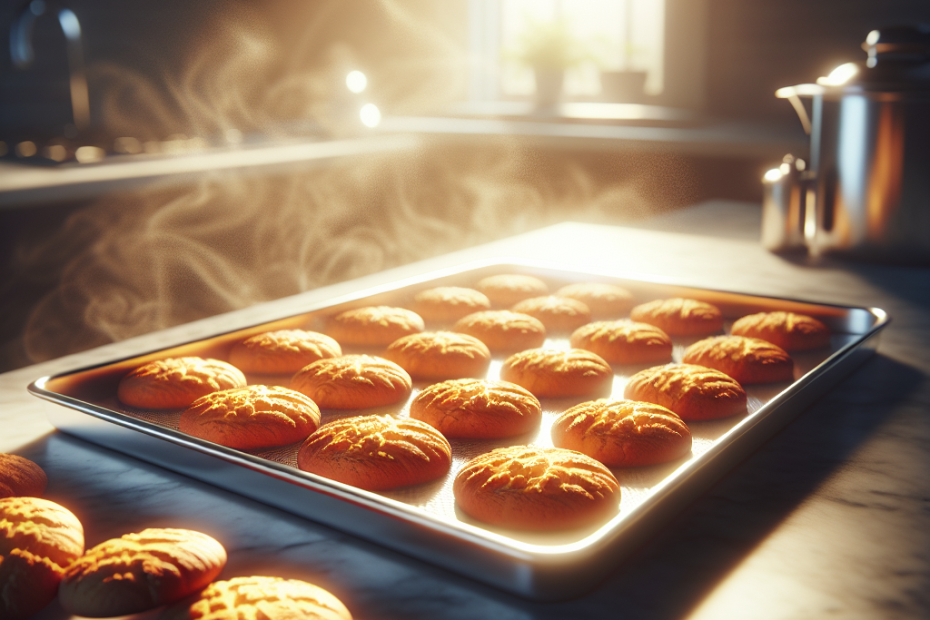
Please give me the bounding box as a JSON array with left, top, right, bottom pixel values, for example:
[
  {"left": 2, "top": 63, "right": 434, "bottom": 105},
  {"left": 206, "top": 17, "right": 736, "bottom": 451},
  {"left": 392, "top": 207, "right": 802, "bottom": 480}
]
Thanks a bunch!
[{"left": 775, "top": 83, "right": 824, "bottom": 135}]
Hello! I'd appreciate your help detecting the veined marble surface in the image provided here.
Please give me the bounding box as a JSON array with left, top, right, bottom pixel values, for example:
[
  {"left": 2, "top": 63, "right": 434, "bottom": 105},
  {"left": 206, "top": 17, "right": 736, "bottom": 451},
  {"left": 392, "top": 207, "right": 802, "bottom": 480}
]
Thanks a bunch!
[{"left": 2, "top": 201, "right": 928, "bottom": 619}]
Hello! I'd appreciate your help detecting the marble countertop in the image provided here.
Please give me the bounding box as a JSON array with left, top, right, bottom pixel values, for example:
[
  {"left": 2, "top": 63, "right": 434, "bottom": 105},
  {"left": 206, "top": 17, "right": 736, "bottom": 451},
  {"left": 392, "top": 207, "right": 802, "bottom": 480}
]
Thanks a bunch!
[{"left": 2, "top": 201, "right": 928, "bottom": 619}]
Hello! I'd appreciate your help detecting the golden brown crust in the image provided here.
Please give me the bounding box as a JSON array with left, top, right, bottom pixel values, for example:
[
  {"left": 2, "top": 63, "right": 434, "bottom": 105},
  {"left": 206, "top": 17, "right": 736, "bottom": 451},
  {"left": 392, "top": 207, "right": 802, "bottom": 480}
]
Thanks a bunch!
[
  {"left": 385, "top": 332, "right": 491, "bottom": 380},
  {"left": 623, "top": 363, "right": 747, "bottom": 421},
  {"left": 229, "top": 330, "right": 341, "bottom": 374},
  {"left": 297, "top": 416, "right": 452, "bottom": 491},
  {"left": 117, "top": 357, "right": 246, "bottom": 410},
  {"left": 556, "top": 283, "right": 634, "bottom": 319},
  {"left": 570, "top": 320, "right": 673, "bottom": 365},
  {"left": 629, "top": 298, "right": 724, "bottom": 336},
  {"left": 410, "top": 379, "right": 542, "bottom": 439},
  {"left": 731, "top": 311, "right": 830, "bottom": 351},
  {"left": 411, "top": 287, "right": 491, "bottom": 324},
  {"left": 683, "top": 336, "right": 794, "bottom": 384},
  {"left": 511, "top": 296, "right": 592, "bottom": 333},
  {"left": 179, "top": 385, "right": 321, "bottom": 450},
  {"left": 453, "top": 310, "right": 546, "bottom": 353},
  {"left": 327, "top": 306, "right": 424, "bottom": 346},
  {"left": 59, "top": 528, "right": 227, "bottom": 618},
  {"left": 453, "top": 446, "right": 620, "bottom": 530},
  {"left": 0, "top": 454, "right": 47, "bottom": 499},
  {"left": 551, "top": 399, "right": 692, "bottom": 467},
  {"left": 291, "top": 355, "right": 411, "bottom": 409},
  {"left": 0, "top": 497, "right": 84, "bottom": 620},
  {"left": 162, "top": 575, "right": 352, "bottom": 620},
  {"left": 499, "top": 349, "right": 613, "bottom": 398},
  {"left": 476, "top": 274, "right": 549, "bottom": 307}
]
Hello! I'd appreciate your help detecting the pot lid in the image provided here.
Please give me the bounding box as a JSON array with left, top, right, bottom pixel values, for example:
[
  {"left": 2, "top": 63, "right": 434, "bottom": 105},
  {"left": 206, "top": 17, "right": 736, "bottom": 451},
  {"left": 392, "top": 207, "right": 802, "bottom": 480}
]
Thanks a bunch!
[{"left": 818, "top": 24, "right": 930, "bottom": 92}]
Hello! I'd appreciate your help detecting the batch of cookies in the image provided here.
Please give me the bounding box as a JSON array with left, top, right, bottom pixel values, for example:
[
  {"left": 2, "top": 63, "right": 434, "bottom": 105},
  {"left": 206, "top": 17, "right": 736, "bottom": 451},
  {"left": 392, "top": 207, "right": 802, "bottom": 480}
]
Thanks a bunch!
[{"left": 114, "top": 274, "right": 831, "bottom": 534}]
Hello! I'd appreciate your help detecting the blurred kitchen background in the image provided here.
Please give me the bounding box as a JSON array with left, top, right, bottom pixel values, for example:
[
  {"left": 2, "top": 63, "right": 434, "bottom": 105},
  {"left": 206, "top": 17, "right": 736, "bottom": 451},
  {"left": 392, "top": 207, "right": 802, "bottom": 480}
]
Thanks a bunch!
[{"left": 1, "top": 0, "right": 927, "bottom": 373}]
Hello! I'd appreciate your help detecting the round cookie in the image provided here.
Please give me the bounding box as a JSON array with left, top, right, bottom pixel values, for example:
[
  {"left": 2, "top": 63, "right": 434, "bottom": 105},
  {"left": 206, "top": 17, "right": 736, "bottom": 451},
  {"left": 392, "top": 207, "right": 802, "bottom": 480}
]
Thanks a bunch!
[
  {"left": 683, "top": 335, "right": 794, "bottom": 384},
  {"left": 0, "top": 453, "right": 47, "bottom": 499},
  {"left": 117, "top": 357, "right": 247, "bottom": 410},
  {"left": 161, "top": 575, "right": 353, "bottom": 620},
  {"left": 327, "top": 306, "right": 425, "bottom": 346},
  {"left": 297, "top": 415, "right": 452, "bottom": 491},
  {"left": 551, "top": 399, "right": 692, "bottom": 467},
  {"left": 453, "top": 310, "right": 546, "bottom": 353},
  {"left": 411, "top": 287, "right": 491, "bottom": 324},
  {"left": 557, "top": 282, "right": 634, "bottom": 319},
  {"left": 229, "top": 329, "right": 341, "bottom": 374},
  {"left": 511, "top": 296, "right": 592, "bottom": 333},
  {"left": 623, "top": 363, "right": 747, "bottom": 421},
  {"left": 476, "top": 274, "right": 549, "bottom": 307},
  {"left": 291, "top": 355, "right": 411, "bottom": 409},
  {"left": 570, "top": 320, "right": 673, "bottom": 365},
  {"left": 731, "top": 311, "right": 830, "bottom": 352},
  {"left": 385, "top": 332, "right": 491, "bottom": 380},
  {"left": 410, "top": 379, "right": 542, "bottom": 439},
  {"left": 453, "top": 446, "right": 620, "bottom": 530},
  {"left": 179, "top": 385, "right": 321, "bottom": 450},
  {"left": 630, "top": 298, "right": 724, "bottom": 336},
  {"left": 59, "top": 528, "right": 227, "bottom": 617},
  {"left": 0, "top": 497, "right": 84, "bottom": 620},
  {"left": 500, "top": 348, "right": 613, "bottom": 398}
]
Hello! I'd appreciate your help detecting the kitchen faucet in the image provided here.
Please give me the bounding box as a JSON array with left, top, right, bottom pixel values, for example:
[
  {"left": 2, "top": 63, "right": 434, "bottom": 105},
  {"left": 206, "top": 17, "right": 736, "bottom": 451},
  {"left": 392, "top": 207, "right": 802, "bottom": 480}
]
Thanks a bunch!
[{"left": 10, "top": 0, "right": 90, "bottom": 135}]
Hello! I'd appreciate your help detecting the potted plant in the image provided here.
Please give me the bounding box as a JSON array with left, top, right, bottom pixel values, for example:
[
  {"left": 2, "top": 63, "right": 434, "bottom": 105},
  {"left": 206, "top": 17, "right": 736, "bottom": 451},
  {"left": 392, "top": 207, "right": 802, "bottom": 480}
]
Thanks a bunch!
[{"left": 513, "top": 19, "right": 586, "bottom": 108}]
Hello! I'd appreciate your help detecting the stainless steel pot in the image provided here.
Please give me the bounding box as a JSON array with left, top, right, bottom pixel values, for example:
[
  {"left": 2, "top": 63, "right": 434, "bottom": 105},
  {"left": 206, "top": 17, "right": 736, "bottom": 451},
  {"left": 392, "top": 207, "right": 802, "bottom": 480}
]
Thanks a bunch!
[{"left": 772, "top": 25, "right": 930, "bottom": 264}]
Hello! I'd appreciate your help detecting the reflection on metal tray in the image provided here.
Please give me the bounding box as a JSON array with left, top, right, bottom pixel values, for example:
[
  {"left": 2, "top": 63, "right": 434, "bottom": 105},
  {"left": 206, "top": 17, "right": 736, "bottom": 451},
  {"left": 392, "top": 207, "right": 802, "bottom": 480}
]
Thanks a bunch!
[{"left": 28, "top": 259, "right": 888, "bottom": 600}]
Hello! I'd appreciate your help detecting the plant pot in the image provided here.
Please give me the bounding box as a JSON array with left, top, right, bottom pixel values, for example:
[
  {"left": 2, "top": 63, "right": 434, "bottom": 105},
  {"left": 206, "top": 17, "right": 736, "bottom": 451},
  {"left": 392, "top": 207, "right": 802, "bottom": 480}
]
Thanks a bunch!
[{"left": 533, "top": 68, "right": 564, "bottom": 108}]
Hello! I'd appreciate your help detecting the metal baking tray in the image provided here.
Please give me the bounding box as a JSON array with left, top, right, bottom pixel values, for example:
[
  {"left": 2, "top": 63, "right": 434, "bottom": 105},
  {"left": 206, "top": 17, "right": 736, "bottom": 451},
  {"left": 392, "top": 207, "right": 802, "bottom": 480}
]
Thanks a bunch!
[{"left": 28, "top": 259, "right": 888, "bottom": 600}]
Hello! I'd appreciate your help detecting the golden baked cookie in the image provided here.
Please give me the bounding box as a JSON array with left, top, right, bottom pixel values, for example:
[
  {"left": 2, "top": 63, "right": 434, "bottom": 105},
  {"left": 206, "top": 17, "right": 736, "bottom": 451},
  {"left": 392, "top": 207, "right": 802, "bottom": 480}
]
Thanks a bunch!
[
  {"left": 623, "top": 363, "right": 747, "bottom": 421},
  {"left": 297, "top": 415, "right": 452, "bottom": 491},
  {"left": 59, "top": 528, "right": 227, "bottom": 617},
  {"left": 117, "top": 357, "right": 247, "bottom": 410},
  {"left": 511, "top": 296, "right": 592, "bottom": 333},
  {"left": 327, "top": 306, "right": 424, "bottom": 346},
  {"left": 557, "top": 282, "right": 634, "bottom": 319},
  {"left": 500, "top": 348, "right": 613, "bottom": 398},
  {"left": 291, "top": 355, "right": 412, "bottom": 409},
  {"left": 411, "top": 286, "right": 491, "bottom": 324},
  {"left": 683, "top": 335, "right": 794, "bottom": 384},
  {"left": 570, "top": 320, "right": 673, "bottom": 365},
  {"left": 731, "top": 311, "right": 830, "bottom": 351},
  {"left": 410, "top": 378, "right": 542, "bottom": 439},
  {"left": 0, "top": 497, "right": 84, "bottom": 620},
  {"left": 0, "top": 453, "right": 47, "bottom": 499},
  {"left": 630, "top": 298, "right": 724, "bottom": 336},
  {"left": 229, "top": 329, "right": 341, "bottom": 374},
  {"left": 162, "top": 575, "right": 353, "bottom": 620},
  {"left": 453, "top": 446, "right": 620, "bottom": 530},
  {"left": 476, "top": 274, "right": 549, "bottom": 307},
  {"left": 179, "top": 385, "right": 321, "bottom": 450},
  {"left": 453, "top": 310, "right": 547, "bottom": 353},
  {"left": 385, "top": 332, "right": 491, "bottom": 380},
  {"left": 551, "top": 399, "right": 692, "bottom": 467}
]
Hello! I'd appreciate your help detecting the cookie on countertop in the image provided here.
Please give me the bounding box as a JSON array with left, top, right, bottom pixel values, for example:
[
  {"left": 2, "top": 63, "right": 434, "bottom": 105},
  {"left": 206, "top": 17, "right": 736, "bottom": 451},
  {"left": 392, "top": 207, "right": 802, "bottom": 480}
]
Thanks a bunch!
[
  {"left": 453, "top": 446, "right": 620, "bottom": 530},
  {"left": 385, "top": 331, "right": 491, "bottom": 380},
  {"left": 500, "top": 348, "right": 613, "bottom": 398},
  {"left": 557, "top": 282, "right": 634, "bottom": 319},
  {"left": 0, "top": 497, "right": 84, "bottom": 620},
  {"left": 327, "top": 306, "right": 424, "bottom": 347},
  {"left": 58, "top": 528, "right": 227, "bottom": 618},
  {"left": 551, "top": 399, "right": 692, "bottom": 467},
  {"left": 511, "top": 296, "right": 592, "bottom": 333},
  {"left": 297, "top": 415, "right": 452, "bottom": 491},
  {"left": 179, "top": 385, "right": 321, "bottom": 450},
  {"left": 229, "top": 329, "right": 341, "bottom": 375},
  {"left": 291, "top": 355, "right": 412, "bottom": 409},
  {"left": 623, "top": 363, "right": 747, "bottom": 421},
  {"left": 476, "top": 274, "right": 549, "bottom": 308},
  {"left": 570, "top": 320, "right": 672, "bottom": 365},
  {"left": 630, "top": 298, "right": 724, "bottom": 336},
  {"left": 683, "top": 335, "right": 794, "bottom": 384},
  {"left": 411, "top": 286, "right": 491, "bottom": 324},
  {"left": 410, "top": 378, "right": 542, "bottom": 439},
  {"left": 731, "top": 311, "right": 830, "bottom": 351},
  {"left": 453, "top": 310, "right": 546, "bottom": 353},
  {"left": 117, "top": 357, "right": 247, "bottom": 410},
  {"left": 0, "top": 453, "right": 47, "bottom": 499}
]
